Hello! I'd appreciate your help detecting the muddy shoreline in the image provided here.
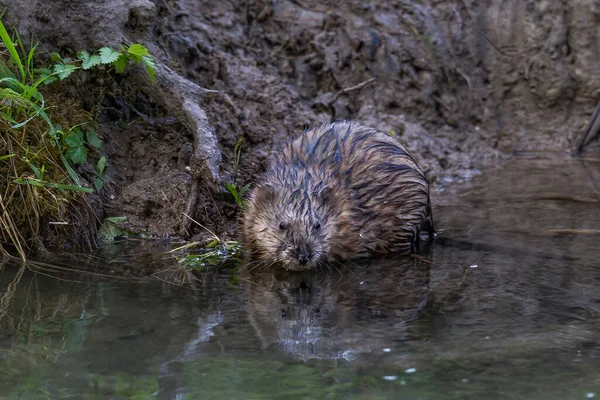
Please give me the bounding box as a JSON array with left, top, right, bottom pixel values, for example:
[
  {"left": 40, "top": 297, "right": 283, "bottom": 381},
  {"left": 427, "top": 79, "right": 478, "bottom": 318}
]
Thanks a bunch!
[{"left": 1, "top": 0, "right": 597, "bottom": 248}]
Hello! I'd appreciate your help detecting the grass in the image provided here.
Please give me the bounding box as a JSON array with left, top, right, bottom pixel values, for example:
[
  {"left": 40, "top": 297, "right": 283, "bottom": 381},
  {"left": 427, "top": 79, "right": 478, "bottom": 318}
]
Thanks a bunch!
[
  {"left": 0, "top": 18, "right": 156, "bottom": 260},
  {"left": 225, "top": 137, "right": 250, "bottom": 208}
]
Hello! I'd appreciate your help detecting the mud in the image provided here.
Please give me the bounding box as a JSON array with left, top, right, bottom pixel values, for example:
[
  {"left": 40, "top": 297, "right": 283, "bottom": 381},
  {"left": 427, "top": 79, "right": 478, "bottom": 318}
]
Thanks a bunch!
[{"left": 2, "top": 0, "right": 599, "bottom": 244}]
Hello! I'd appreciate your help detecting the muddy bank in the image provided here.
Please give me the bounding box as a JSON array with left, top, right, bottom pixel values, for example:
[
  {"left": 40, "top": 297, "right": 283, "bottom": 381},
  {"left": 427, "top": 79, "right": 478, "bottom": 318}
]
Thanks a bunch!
[{"left": 2, "top": 0, "right": 599, "bottom": 244}]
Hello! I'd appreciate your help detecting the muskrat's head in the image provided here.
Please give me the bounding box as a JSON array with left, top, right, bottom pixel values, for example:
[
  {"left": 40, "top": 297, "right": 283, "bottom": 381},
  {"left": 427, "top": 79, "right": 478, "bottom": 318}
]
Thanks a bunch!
[{"left": 242, "top": 183, "right": 339, "bottom": 271}]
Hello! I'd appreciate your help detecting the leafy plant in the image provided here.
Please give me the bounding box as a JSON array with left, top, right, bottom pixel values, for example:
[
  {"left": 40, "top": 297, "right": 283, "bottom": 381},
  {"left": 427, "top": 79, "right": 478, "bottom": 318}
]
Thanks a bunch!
[
  {"left": 98, "top": 217, "right": 128, "bottom": 242},
  {"left": 225, "top": 137, "right": 250, "bottom": 208},
  {"left": 225, "top": 182, "right": 251, "bottom": 208},
  {"left": 94, "top": 155, "right": 107, "bottom": 192},
  {"left": 39, "top": 43, "right": 156, "bottom": 85},
  {"left": 172, "top": 239, "right": 243, "bottom": 271},
  {"left": 0, "top": 18, "right": 156, "bottom": 259}
]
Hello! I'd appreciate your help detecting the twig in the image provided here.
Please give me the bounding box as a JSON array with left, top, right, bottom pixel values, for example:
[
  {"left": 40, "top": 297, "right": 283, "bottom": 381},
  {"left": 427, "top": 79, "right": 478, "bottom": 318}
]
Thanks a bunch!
[
  {"left": 328, "top": 77, "right": 376, "bottom": 120},
  {"left": 475, "top": 28, "right": 540, "bottom": 57},
  {"left": 182, "top": 212, "right": 220, "bottom": 241},
  {"left": 328, "top": 77, "right": 376, "bottom": 107}
]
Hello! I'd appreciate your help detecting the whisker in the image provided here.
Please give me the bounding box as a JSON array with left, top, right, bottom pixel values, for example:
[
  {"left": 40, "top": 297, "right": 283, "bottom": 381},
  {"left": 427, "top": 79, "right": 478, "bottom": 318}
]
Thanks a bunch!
[
  {"left": 340, "top": 259, "right": 363, "bottom": 276},
  {"left": 238, "top": 257, "right": 269, "bottom": 273},
  {"left": 249, "top": 259, "right": 270, "bottom": 273},
  {"left": 332, "top": 262, "right": 343, "bottom": 278}
]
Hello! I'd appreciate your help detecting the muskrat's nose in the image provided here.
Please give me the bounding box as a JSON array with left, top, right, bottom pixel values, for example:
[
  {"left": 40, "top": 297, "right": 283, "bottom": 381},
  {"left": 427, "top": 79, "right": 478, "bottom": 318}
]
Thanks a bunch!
[
  {"left": 297, "top": 251, "right": 312, "bottom": 265},
  {"left": 298, "top": 254, "right": 309, "bottom": 265}
]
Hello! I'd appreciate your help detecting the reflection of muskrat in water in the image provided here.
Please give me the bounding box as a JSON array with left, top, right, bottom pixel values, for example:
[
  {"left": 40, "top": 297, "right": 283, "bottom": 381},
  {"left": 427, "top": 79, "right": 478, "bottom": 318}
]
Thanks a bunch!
[
  {"left": 241, "top": 121, "right": 434, "bottom": 271},
  {"left": 244, "top": 256, "right": 432, "bottom": 359}
]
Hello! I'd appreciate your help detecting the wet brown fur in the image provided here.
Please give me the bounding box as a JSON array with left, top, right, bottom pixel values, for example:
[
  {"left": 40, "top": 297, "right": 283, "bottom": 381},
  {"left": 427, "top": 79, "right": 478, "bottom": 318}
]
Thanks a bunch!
[{"left": 241, "top": 121, "right": 433, "bottom": 271}]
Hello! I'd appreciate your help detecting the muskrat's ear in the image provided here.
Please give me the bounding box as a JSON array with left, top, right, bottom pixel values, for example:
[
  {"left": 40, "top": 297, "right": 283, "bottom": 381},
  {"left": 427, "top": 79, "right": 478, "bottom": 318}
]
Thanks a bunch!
[{"left": 252, "top": 184, "right": 278, "bottom": 204}]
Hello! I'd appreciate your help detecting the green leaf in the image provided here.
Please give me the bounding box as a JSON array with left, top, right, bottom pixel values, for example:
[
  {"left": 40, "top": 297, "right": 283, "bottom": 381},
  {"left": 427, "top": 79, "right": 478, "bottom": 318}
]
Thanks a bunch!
[
  {"left": 0, "top": 77, "right": 48, "bottom": 128},
  {"left": 25, "top": 42, "right": 39, "bottom": 82},
  {"left": 36, "top": 67, "right": 58, "bottom": 85},
  {"left": 126, "top": 43, "right": 149, "bottom": 62},
  {"left": 99, "top": 47, "right": 120, "bottom": 64},
  {"left": 142, "top": 55, "right": 156, "bottom": 82},
  {"left": 0, "top": 154, "right": 15, "bottom": 161},
  {"left": 43, "top": 75, "right": 58, "bottom": 85},
  {"left": 85, "top": 128, "right": 102, "bottom": 148},
  {"left": 206, "top": 239, "right": 219, "bottom": 248},
  {"left": 27, "top": 162, "right": 42, "bottom": 180},
  {"left": 225, "top": 183, "right": 240, "bottom": 203},
  {"left": 239, "top": 183, "right": 251, "bottom": 197},
  {"left": 38, "top": 108, "right": 55, "bottom": 134},
  {"left": 54, "top": 183, "right": 94, "bottom": 193},
  {"left": 66, "top": 145, "right": 88, "bottom": 165},
  {"left": 59, "top": 153, "right": 81, "bottom": 185},
  {"left": 94, "top": 177, "right": 104, "bottom": 192},
  {"left": 64, "top": 128, "right": 88, "bottom": 164},
  {"left": 107, "top": 216, "right": 127, "bottom": 224},
  {"left": 98, "top": 219, "right": 124, "bottom": 241},
  {"left": 53, "top": 63, "right": 77, "bottom": 80},
  {"left": 79, "top": 50, "right": 103, "bottom": 70},
  {"left": 13, "top": 177, "right": 43, "bottom": 187},
  {"left": 0, "top": 20, "right": 25, "bottom": 82},
  {"left": 78, "top": 50, "right": 89, "bottom": 63},
  {"left": 95, "top": 156, "right": 107, "bottom": 174},
  {"left": 113, "top": 54, "right": 128, "bottom": 74},
  {"left": 98, "top": 217, "right": 128, "bottom": 241},
  {"left": 0, "top": 59, "right": 16, "bottom": 81},
  {"left": 50, "top": 52, "right": 63, "bottom": 63},
  {"left": 64, "top": 129, "right": 84, "bottom": 148}
]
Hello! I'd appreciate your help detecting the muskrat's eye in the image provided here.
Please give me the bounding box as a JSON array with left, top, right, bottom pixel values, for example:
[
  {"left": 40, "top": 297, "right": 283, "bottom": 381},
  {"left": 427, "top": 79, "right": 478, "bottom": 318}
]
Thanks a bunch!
[
  {"left": 313, "top": 221, "right": 321, "bottom": 230},
  {"left": 279, "top": 221, "right": 286, "bottom": 230}
]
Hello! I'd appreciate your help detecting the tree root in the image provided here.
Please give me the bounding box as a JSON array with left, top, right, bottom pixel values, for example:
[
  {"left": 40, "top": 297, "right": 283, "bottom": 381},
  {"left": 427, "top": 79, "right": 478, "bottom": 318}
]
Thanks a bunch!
[{"left": 133, "top": 61, "right": 223, "bottom": 236}]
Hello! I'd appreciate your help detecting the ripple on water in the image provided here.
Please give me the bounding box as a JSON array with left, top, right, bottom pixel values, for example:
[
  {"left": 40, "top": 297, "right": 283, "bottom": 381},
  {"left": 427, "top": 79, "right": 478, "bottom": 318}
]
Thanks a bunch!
[{"left": 0, "top": 151, "right": 599, "bottom": 399}]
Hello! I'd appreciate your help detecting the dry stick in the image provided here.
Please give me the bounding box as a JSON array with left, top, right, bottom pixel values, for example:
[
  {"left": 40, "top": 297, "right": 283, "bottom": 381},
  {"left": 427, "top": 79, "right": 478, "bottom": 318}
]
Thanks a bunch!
[
  {"left": 575, "top": 96, "right": 600, "bottom": 155},
  {"left": 328, "top": 77, "right": 376, "bottom": 121},
  {"left": 182, "top": 212, "right": 219, "bottom": 241},
  {"left": 474, "top": 28, "right": 540, "bottom": 57}
]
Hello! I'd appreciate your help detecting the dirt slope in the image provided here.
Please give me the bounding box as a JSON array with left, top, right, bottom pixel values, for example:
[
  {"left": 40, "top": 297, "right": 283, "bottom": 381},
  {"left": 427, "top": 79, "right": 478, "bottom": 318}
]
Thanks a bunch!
[{"left": 2, "top": 0, "right": 597, "bottom": 244}]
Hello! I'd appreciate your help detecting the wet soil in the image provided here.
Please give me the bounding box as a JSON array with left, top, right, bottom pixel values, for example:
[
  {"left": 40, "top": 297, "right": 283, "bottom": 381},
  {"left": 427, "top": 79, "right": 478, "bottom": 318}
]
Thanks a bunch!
[{"left": 2, "top": 0, "right": 600, "bottom": 243}]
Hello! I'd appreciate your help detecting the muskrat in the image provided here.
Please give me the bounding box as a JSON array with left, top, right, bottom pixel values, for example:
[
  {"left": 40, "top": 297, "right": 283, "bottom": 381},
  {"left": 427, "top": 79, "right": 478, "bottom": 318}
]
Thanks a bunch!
[{"left": 241, "top": 121, "right": 434, "bottom": 271}]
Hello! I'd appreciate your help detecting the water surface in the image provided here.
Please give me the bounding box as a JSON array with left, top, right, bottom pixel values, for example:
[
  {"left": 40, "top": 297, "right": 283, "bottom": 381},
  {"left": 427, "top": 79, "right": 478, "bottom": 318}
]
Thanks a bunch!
[{"left": 1, "top": 151, "right": 599, "bottom": 399}]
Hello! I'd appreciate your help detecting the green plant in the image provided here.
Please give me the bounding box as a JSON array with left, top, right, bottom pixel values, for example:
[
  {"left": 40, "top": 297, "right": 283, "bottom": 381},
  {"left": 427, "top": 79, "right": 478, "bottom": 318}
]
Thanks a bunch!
[
  {"left": 225, "top": 182, "right": 250, "bottom": 208},
  {"left": 225, "top": 137, "right": 250, "bottom": 208},
  {"left": 97, "top": 216, "right": 128, "bottom": 241},
  {"left": 38, "top": 43, "right": 156, "bottom": 85},
  {"left": 0, "top": 18, "right": 155, "bottom": 259},
  {"left": 172, "top": 239, "right": 243, "bottom": 271}
]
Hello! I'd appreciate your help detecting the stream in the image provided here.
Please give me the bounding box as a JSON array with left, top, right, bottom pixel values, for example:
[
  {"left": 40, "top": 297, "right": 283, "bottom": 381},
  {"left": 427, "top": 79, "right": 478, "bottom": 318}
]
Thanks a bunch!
[{"left": 0, "top": 151, "right": 599, "bottom": 400}]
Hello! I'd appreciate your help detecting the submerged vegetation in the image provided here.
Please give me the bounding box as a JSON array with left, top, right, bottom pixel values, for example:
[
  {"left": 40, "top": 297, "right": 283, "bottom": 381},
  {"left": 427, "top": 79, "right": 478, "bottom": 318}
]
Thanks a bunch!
[
  {"left": 0, "top": 18, "right": 155, "bottom": 260},
  {"left": 172, "top": 238, "right": 243, "bottom": 271}
]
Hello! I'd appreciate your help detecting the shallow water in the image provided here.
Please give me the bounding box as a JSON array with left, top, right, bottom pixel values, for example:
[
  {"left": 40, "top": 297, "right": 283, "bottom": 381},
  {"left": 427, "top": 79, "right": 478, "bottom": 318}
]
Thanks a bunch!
[{"left": 1, "top": 152, "right": 599, "bottom": 400}]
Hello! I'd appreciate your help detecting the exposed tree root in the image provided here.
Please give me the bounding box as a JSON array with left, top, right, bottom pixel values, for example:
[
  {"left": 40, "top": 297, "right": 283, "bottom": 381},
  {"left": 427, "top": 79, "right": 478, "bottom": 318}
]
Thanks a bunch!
[{"left": 132, "top": 61, "right": 224, "bottom": 236}]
